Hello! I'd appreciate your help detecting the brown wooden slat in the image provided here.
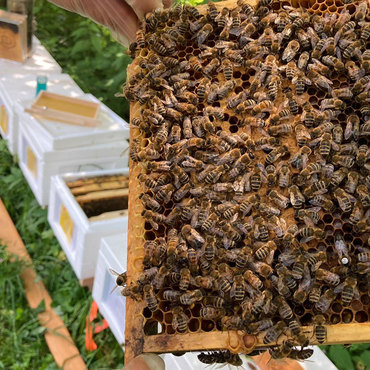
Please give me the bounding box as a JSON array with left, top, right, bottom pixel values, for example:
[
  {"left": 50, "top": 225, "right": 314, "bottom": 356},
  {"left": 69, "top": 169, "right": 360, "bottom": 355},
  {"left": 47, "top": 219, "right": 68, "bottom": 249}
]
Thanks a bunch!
[{"left": 0, "top": 199, "right": 86, "bottom": 370}]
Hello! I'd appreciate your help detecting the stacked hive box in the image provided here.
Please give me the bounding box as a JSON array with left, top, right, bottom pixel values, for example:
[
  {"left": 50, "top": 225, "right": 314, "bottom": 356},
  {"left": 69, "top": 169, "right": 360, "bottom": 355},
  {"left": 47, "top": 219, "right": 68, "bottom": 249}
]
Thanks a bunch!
[{"left": 124, "top": 0, "right": 370, "bottom": 363}]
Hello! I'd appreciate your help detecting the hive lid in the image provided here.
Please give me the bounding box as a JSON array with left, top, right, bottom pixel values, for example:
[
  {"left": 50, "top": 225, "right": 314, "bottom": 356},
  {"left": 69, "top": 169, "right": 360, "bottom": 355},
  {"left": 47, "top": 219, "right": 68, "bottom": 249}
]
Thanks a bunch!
[
  {"left": 0, "top": 36, "right": 61, "bottom": 73},
  {"left": 0, "top": 73, "right": 84, "bottom": 108},
  {"left": 15, "top": 94, "right": 129, "bottom": 151}
]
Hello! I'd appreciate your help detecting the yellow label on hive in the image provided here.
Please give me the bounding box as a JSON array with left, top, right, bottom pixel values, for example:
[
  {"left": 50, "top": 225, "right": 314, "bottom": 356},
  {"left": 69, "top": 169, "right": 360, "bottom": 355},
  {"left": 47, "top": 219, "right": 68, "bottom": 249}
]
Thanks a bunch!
[
  {"left": 59, "top": 204, "right": 74, "bottom": 244},
  {"left": 0, "top": 105, "right": 9, "bottom": 135},
  {"left": 26, "top": 146, "right": 37, "bottom": 179}
]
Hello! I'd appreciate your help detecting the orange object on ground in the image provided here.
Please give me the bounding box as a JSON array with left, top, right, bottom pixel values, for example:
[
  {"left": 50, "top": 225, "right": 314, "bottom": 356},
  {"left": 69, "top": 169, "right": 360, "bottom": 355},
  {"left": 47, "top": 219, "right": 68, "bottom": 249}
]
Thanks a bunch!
[
  {"left": 0, "top": 199, "right": 86, "bottom": 370},
  {"left": 253, "top": 351, "right": 303, "bottom": 370},
  {"left": 85, "top": 300, "right": 109, "bottom": 351}
]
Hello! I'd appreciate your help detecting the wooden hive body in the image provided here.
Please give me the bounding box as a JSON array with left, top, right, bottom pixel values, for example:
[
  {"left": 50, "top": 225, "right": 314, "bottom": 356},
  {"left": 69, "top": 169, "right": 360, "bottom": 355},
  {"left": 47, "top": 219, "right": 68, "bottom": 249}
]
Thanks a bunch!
[{"left": 125, "top": 0, "right": 370, "bottom": 363}]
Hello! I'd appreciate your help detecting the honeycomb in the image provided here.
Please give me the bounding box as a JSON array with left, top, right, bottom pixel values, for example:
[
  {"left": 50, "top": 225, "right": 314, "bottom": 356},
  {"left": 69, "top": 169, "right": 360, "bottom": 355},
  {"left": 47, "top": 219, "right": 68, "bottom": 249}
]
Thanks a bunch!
[
  {"left": 123, "top": 0, "right": 370, "bottom": 364},
  {"left": 66, "top": 174, "right": 129, "bottom": 219}
]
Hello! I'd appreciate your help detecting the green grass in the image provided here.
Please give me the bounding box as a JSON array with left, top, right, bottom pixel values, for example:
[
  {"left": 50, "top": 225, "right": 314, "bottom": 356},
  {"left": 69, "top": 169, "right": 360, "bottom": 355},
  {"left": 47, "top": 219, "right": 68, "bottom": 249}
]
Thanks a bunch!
[{"left": 0, "top": 140, "right": 124, "bottom": 368}]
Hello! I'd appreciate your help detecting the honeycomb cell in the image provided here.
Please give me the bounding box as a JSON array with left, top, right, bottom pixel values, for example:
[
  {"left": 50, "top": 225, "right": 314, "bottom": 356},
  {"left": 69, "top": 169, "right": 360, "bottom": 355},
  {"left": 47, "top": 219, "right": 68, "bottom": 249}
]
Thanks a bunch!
[
  {"left": 323, "top": 214, "right": 333, "bottom": 224},
  {"left": 233, "top": 71, "right": 242, "bottom": 79},
  {"left": 358, "top": 283, "right": 368, "bottom": 293},
  {"left": 355, "top": 311, "right": 368, "bottom": 323},
  {"left": 330, "top": 314, "right": 341, "bottom": 324},
  {"left": 166, "top": 325, "right": 176, "bottom": 335},
  {"left": 230, "top": 125, "right": 239, "bottom": 133},
  {"left": 341, "top": 309, "right": 353, "bottom": 323},
  {"left": 164, "top": 312, "right": 173, "bottom": 324},
  {"left": 309, "top": 96, "right": 318, "bottom": 104},
  {"left": 144, "top": 319, "right": 163, "bottom": 335},
  {"left": 300, "top": 313, "right": 313, "bottom": 326},
  {"left": 342, "top": 223, "right": 352, "bottom": 233},
  {"left": 242, "top": 81, "right": 250, "bottom": 89},
  {"left": 178, "top": 51, "right": 186, "bottom": 58},
  {"left": 185, "top": 47, "right": 193, "bottom": 54},
  {"left": 353, "top": 238, "right": 363, "bottom": 247},
  {"left": 307, "top": 87, "right": 316, "bottom": 96},
  {"left": 201, "top": 320, "right": 215, "bottom": 332},
  {"left": 351, "top": 300, "right": 363, "bottom": 312},
  {"left": 324, "top": 225, "right": 334, "bottom": 235},
  {"left": 272, "top": 1, "right": 281, "bottom": 10},
  {"left": 241, "top": 74, "right": 249, "bottom": 81},
  {"left": 346, "top": 3, "right": 356, "bottom": 13},
  {"left": 144, "top": 231, "right": 155, "bottom": 240},
  {"left": 337, "top": 113, "right": 346, "bottom": 122},
  {"left": 333, "top": 219, "right": 342, "bottom": 229},
  {"left": 332, "top": 302, "right": 342, "bottom": 313},
  {"left": 143, "top": 307, "right": 153, "bottom": 319},
  {"left": 189, "top": 319, "right": 200, "bottom": 332},
  {"left": 332, "top": 80, "right": 341, "bottom": 88},
  {"left": 361, "top": 294, "right": 370, "bottom": 305},
  {"left": 235, "top": 86, "right": 243, "bottom": 94},
  {"left": 294, "top": 306, "right": 305, "bottom": 316},
  {"left": 229, "top": 116, "right": 239, "bottom": 125},
  {"left": 344, "top": 234, "right": 353, "bottom": 243}
]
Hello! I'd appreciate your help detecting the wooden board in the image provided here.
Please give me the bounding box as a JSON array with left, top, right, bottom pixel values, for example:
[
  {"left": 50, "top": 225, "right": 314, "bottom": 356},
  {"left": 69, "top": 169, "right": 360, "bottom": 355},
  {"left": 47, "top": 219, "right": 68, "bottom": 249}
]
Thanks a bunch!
[{"left": 0, "top": 199, "right": 86, "bottom": 370}]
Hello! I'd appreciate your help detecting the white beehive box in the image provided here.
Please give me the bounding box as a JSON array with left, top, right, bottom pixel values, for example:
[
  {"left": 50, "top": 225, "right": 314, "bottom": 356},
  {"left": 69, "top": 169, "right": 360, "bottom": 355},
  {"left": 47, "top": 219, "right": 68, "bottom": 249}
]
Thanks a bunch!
[
  {"left": 15, "top": 93, "right": 129, "bottom": 150},
  {"left": 15, "top": 95, "right": 129, "bottom": 206},
  {"left": 0, "top": 37, "right": 61, "bottom": 74},
  {"left": 92, "top": 233, "right": 127, "bottom": 347},
  {"left": 0, "top": 73, "right": 84, "bottom": 154},
  {"left": 48, "top": 168, "right": 129, "bottom": 280}
]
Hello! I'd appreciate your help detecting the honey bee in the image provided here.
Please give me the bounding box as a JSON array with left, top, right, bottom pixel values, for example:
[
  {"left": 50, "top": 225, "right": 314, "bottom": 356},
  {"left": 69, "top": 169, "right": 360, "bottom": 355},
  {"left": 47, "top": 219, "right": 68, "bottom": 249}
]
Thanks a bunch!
[
  {"left": 290, "top": 146, "right": 311, "bottom": 169},
  {"left": 295, "top": 124, "right": 311, "bottom": 147},
  {"left": 266, "top": 145, "right": 288, "bottom": 165},
  {"left": 356, "top": 144, "right": 369, "bottom": 167},
  {"left": 357, "top": 185, "right": 370, "bottom": 207},
  {"left": 143, "top": 284, "right": 158, "bottom": 311},
  {"left": 282, "top": 40, "right": 300, "bottom": 62},
  {"left": 290, "top": 348, "right": 314, "bottom": 360},
  {"left": 315, "top": 289, "right": 336, "bottom": 313},
  {"left": 349, "top": 201, "right": 364, "bottom": 225},
  {"left": 263, "top": 321, "right": 286, "bottom": 344},
  {"left": 204, "top": 58, "right": 221, "bottom": 77},
  {"left": 196, "top": 77, "right": 211, "bottom": 101},
  {"left": 315, "top": 268, "right": 340, "bottom": 286},
  {"left": 309, "top": 283, "right": 322, "bottom": 304},
  {"left": 172, "top": 306, "right": 189, "bottom": 332},
  {"left": 179, "top": 289, "right": 203, "bottom": 306},
  {"left": 252, "top": 99, "right": 273, "bottom": 115},
  {"left": 249, "top": 260, "right": 273, "bottom": 278},
  {"left": 334, "top": 276, "right": 358, "bottom": 306},
  {"left": 255, "top": 240, "right": 277, "bottom": 260},
  {"left": 243, "top": 270, "right": 263, "bottom": 290},
  {"left": 295, "top": 227, "right": 325, "bottom": 243},
  {"left": 268, "top": 123, "right": 292, "bottom": 136},
  {"left": 334, "top": 188, "right": 355, "bottom": 212},
  {"left": 163, "top": 289, "right": 181, "bottom": 302},
  {"left": 288, "top": 185, "right": 305, "bottom": 209},
  {"left": 198, "top": 351, "right": 243, "bottom": 366},
  {"left": 200, "top": 307, "right": 225, "bottom": 320}
]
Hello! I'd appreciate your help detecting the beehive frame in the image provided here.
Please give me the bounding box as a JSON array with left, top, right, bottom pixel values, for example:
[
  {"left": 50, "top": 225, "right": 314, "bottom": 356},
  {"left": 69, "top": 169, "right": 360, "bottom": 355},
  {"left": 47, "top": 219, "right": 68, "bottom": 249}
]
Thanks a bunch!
[{"left": 125, "top": 0, "right": 370, "bottom": 362}]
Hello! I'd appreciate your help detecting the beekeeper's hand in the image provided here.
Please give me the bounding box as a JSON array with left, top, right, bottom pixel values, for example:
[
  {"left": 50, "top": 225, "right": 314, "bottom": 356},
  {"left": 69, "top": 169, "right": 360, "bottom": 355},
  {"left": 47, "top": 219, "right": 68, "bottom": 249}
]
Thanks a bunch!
[
  {"left": 48, "top": 0, "right": 173, "bottom": 46},
  {"left": 123, "top": 353, "right": 165, "bottom": 370}
]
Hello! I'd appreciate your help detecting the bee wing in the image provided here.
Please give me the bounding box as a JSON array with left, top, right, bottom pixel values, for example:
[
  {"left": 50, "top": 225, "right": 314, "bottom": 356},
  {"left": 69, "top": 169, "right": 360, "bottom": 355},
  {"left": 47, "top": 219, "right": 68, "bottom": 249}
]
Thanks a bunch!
[
  {"left": 333, "top": 282, "right": 345, "bottom": 294},
  {"left": 110, "top": 285, "right": 119, "bottom": 294},
  {"left": 109, "top": 268, "right": 119, "bottom": 277}
]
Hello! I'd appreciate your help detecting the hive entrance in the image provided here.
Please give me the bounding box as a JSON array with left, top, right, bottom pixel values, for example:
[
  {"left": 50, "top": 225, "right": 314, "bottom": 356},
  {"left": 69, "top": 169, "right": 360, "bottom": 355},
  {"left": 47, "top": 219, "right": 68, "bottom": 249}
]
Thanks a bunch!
[
  {"left": 66, "top": 174, "right": 129, "bottom": 219},
  {"left": 124, "top": 0, "right": 370, "bottom": 364}
]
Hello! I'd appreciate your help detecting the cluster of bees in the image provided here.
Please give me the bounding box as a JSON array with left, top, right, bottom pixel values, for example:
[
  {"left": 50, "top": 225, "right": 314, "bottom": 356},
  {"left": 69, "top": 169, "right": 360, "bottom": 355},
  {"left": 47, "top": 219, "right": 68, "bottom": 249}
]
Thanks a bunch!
[{"left": 122, "top": 0, "right": 370, "bottom": 363}]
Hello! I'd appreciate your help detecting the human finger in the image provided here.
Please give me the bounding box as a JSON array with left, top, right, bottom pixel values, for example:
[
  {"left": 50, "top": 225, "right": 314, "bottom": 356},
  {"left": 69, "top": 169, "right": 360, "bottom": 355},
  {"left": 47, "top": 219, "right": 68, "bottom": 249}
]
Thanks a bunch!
[
  {"left": 48, "top": 0, "right": 139, "bottom": 45},
  {"left": 125, "top": 0, "right": 163, "bottom": 19},
  {"left": 123, "top": 354, "right": 165, "bottom": 370},
  {"left": 163, "top": 0, "right": 175, "bottom": 8}
]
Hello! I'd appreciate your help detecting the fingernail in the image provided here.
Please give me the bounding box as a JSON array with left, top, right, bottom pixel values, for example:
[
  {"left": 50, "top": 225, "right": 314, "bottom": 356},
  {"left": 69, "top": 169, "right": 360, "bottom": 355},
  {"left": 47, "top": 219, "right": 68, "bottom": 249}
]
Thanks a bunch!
[{"left": 124, "top": 354, "right": 165, "bottom": 370}]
